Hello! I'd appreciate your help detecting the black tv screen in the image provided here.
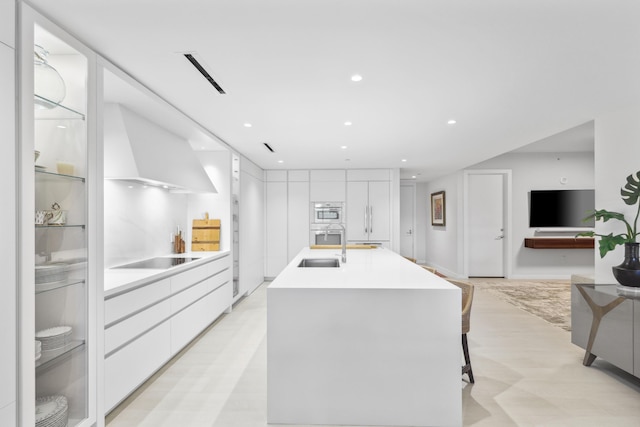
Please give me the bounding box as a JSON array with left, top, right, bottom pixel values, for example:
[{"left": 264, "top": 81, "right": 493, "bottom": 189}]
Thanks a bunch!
[{"left": 529, "top": 189, "right": 595, "bottom": 228}]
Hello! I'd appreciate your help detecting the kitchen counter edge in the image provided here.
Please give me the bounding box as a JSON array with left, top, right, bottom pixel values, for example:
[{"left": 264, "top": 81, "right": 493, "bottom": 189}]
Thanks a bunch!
[{"left": 104, "top": 251, "right": 231, "bottom": 298}]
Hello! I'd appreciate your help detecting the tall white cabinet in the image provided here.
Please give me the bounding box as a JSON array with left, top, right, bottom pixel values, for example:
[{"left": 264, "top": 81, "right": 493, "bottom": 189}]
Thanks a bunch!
[
  {"left": 19, "top": 6, "right": 102, "bottom": 426},
  {"left": 0, "top": 3, "right": 16, "bottom": 423},
  {"left": 265, "top": 171, "right": 288, "bottom": 278},
  {"left": 346, "top": 170, "right": 391, "bottom": 243}
]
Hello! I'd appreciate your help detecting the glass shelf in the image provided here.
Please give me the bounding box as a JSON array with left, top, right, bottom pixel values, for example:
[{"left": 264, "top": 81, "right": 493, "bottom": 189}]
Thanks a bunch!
[
  {"left": 35, "top": 169, "right": 85, "bottom": 182},
  {"left": 35, "top": 341, "right": 85, "bottom": 372},
  {"left": 34, "top": 95, "right": 85, "bottom": 120},
  {"left": 35, "top": 278, "right": 85, "bottom": 295},
  {"left": 35, "top": 224, "right": 85, "bottom": 229}
]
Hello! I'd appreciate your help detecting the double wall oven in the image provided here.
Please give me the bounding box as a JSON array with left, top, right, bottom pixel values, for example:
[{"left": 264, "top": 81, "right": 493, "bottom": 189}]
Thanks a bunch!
[{"left": 310, "top": 202, "right": 345, "bottom": 245}]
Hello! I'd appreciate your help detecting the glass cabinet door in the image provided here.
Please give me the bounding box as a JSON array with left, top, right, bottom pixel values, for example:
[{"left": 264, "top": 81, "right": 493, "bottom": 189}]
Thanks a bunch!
[{"left": 20, "top": 5, "right": 100, "bottom": 427}]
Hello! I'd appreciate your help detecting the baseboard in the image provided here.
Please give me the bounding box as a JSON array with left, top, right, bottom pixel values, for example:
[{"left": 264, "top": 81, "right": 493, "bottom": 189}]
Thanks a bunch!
[{"left": 507, "top": 274, "right": 574, "bottom": 280}]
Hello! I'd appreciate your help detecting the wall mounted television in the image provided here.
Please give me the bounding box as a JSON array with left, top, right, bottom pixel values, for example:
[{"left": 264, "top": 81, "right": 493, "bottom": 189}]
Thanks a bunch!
[{"left": 529, "top": 189, "right": 595, "bottom": 228}]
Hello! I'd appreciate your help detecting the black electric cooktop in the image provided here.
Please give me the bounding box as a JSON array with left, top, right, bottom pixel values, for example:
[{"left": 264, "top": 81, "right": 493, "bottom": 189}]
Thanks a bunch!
[{"left": 114, "top": 257, "right": 200, "bottom": 269}]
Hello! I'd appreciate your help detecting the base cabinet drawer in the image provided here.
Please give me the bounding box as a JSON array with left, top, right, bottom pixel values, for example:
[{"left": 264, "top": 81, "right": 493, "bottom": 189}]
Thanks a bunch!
[
  {"left": 170, "top": 281, "right": 232, "bottom": 355},
  {"left": 105, "top": 278, "right": 170, "bottom": 325},
  {"left": 105, "top": 299, "right": 171, "bottom": 354},
  {"left": 105, "top": 322, "right": 171, "bottom": 411}
]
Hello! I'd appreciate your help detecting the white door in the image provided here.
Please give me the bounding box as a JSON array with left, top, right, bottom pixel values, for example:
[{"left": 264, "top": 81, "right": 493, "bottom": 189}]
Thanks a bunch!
[
  {"left": 468, "top": 174, "right": 504, "bottom": 277},
  {"left": 400, "top": 184, "right": 415, "bottom": 258}
]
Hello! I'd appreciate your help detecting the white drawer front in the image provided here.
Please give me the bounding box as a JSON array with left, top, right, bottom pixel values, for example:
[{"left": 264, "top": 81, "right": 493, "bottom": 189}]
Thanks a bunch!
[
  {"left": 105, "top": 278, "right": 170, "bottom": 325},
  {"left": 105, "top": 322, "right": 171, "bottom": 412},
  {"left": 170, "top": 281, "right": 232, "bottom": 355},
  {"left": 171, "top": 263, "right": 211, "bottom": 294},
  {"left": 105, "top": 299, "right": 171, "bottom": 354},
  {"left": 206, "top": 254, "right": 231, "bottom": 276},
  {"left": 171, "top": 269, "right": 231, "bottom": 314}
]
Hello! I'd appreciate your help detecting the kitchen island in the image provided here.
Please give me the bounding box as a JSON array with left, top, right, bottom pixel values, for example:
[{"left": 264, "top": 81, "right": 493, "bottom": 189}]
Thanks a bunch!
[{"left": 267, "top": 247, "right": 461, "bottom": 427}]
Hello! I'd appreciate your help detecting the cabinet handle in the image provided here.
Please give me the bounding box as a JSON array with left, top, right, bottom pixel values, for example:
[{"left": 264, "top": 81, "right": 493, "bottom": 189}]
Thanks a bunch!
[
  {"left": 364, "top": 206, "right": 368, "bottom": 233},
  {"left": 369, "top": 206, "right": 373, "bottom": 234}
]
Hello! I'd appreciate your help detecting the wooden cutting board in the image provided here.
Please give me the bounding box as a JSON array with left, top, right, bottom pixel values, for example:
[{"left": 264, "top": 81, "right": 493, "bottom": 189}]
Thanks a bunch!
[{"left": 192, "top": 216, "right": 220, "bottom": 251}]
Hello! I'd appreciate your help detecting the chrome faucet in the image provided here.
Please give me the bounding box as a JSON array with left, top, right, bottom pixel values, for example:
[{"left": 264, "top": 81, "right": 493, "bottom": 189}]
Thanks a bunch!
[{"left": 324, "top": 223, "right": 347, "bottom": 263}]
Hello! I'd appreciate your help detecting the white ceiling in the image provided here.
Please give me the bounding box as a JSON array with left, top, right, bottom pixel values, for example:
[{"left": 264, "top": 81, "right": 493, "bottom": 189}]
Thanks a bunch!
[{"left": 28, "top": 0, "right": 640, "bottom": 181}]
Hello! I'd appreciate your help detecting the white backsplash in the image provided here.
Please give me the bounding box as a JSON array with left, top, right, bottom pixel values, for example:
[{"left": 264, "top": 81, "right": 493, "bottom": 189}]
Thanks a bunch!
[{"left": 104, "top": 180, "right": 188, "bottom": 268}]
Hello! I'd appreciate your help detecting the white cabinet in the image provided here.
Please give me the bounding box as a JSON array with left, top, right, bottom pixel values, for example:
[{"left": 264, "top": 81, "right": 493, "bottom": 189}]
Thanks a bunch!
[
  {"left": 0, "top": 0, "right": 14, "bottom": 47},
  {"left": 104, "top": 322, "right": 171, "bottom": 411},
  {"left": 265, "top": 181, "right": 288, "bottom": 277},
  {"left": 104, "top": 254, "right": 231, "bottom": 412},
  {"left": 0, "top": 42, "right": 16, "bottom": 416},
  {"left": 20, "top": 7, "right": 102, "bottom": 426},
  {"left": 310, "top": 169, "right": 346, "bottom": 201},
  {"left": 288, "top": 180, "right": 309, "bottom": 260},
  {"left": 346, "top": 181, "right": 391, "bottom": 242}
]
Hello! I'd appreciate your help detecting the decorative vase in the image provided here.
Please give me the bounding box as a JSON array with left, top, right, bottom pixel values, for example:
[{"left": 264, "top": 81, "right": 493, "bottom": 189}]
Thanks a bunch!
[
  {"left": 34, "top": 44, "right": 66, "bottom": 109},
  {"left": 612, "top": 242, "right": 640, "bottom": 288}
]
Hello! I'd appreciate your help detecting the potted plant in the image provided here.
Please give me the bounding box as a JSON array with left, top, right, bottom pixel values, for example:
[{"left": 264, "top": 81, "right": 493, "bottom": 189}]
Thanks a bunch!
[{"left": 578, "top": 170, "right": 640, "bottom": 287}]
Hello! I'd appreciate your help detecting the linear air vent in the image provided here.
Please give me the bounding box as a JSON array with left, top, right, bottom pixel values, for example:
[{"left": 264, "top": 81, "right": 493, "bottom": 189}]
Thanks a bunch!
[
  {"left": 263, "top": 143, "right": 275, "bottom": 153},
  {"left": 184, "top": 53, "right": 226, "bottom": 94}
]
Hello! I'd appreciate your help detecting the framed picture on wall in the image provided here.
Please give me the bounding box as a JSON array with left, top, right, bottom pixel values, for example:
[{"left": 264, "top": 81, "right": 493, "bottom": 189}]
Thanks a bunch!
[{"left": 431, "top": 191, "right": 446, "bottom": 226}]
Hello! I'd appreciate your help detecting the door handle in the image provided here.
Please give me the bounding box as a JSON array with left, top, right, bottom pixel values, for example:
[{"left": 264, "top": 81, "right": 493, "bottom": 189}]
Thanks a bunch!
[{"left": 495, "top": 235, "right": 504, "bottom": 240}]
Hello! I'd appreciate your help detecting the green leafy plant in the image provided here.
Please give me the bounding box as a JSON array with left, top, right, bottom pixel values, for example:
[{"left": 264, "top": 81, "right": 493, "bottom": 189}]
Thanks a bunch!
[{"left": 577, "top": 171, "right": 640, "bottom": 257}]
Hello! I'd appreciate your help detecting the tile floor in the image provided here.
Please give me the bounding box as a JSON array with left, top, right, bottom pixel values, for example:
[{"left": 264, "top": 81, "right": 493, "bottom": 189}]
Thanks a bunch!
[{"left": 106, "top": 282, "right": 640, "bottom": 427}]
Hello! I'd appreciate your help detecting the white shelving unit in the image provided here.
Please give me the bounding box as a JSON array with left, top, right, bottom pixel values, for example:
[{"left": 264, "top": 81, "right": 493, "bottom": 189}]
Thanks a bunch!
[{"left": 19, "top": 5, "right": 102, "bottom": 427}]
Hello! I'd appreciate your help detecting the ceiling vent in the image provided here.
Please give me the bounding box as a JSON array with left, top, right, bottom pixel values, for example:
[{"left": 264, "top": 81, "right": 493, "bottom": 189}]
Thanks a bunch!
[
  {"left": 184, "top": 53, "right": 226, "bottom": 94},
  {"left": 263, "top": 142, "right": 275, "bottom": 153}
]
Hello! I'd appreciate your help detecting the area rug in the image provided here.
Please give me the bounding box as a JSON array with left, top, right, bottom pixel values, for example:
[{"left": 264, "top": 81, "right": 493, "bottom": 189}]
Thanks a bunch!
[{"left": 468, "top": 278, "right": 572, "bottom": 331}]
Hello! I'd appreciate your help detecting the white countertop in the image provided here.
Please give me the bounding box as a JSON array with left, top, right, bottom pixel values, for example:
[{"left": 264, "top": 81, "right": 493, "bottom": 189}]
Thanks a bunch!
[
  {"left": 269, "top": 247, "right": 455, "bottom": 290},
  {"left": 104, "top": 251, "right": 230, "bottom": 297}
]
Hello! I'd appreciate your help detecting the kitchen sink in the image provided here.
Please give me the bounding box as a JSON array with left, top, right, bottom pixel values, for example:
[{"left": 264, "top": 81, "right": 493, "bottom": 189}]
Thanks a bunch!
[{"left": 297, "top": 258, "right": 340, "bottom": 268}]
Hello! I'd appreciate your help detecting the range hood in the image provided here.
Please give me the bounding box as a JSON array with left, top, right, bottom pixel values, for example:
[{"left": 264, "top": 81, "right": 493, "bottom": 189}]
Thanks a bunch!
[{"left": 104, "top": 103, "right": 216, "bottom": 193}]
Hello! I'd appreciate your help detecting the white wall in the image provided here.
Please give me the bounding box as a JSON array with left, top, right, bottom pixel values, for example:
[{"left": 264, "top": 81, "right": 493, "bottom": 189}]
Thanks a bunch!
[
  {"left": 188, "top": 151, "right": 231, "bottom": 251},
  {"left": 594, "top": 106, "right": 640, "bottom": 282},
  {"left": 472, "top": 152, "right": 594, "bottom": 279},
  {"left": 239, "top": 156, "right": 265, "bottom": 295},
  {"left": 417, "top": 172, "right": 463, "bottom": 277},
  {"left": 418, "top": 151, "right": 595, "bottom": 279},
  {"left": 103, "top": 181, "right": 188, "bottom": 267}
]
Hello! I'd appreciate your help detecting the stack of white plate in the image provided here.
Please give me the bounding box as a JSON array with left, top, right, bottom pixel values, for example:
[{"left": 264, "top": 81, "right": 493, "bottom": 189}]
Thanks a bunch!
[
  {"left": 35, "top": 340, "right": 42, "bottom": 361},
  {"left": 35, "top": 326, "right": 72, "bottom": 352},
  {"left": 35, "top": 395, "right": 68, "bottom": 427}
]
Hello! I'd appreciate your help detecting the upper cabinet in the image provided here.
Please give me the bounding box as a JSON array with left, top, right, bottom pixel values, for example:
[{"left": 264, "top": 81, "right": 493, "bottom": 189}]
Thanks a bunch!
[
  {"left": 310, "top": 169, "right": 346, "bottom": 201},
  {"left": 19, "top": 5, "right": 101, "bottom": 427},
  {"left": 0, "top": 0, "right": 15, "bottom": 47}
]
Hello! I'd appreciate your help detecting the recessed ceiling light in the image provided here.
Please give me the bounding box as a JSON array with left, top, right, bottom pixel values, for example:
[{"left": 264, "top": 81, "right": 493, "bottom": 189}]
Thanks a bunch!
[
  {"left": 447, "top": 119, "right": 457, "bottom": 125},
  {"left": 163, "top": 185, "right": 169, "bottom": 189},
  {"left": 277, "top": 160, "right": 284, "bottom": 164},
  {"left": 56, "top": 125, "right": 66, "bottom": 129},
  {"left": 341, "top": 145, "right": 348, "bottom": 150},
  {"left": 128, "top": 185, "right": 134, "bottom": 189},
  {"left": 351, "top": 74, "right": 363, "bottom": 82},
  {"left": 412, "top": 176, "right": 416, "bottom": 179},
  {"left": 401, "top": 159, "right": 407, "bottom": 162},
  {"left": 244, "top": 123, "right": 252, "bottom": 128},
  {"left": 344, "top": 121, "right": 352, "bottom": 126}
]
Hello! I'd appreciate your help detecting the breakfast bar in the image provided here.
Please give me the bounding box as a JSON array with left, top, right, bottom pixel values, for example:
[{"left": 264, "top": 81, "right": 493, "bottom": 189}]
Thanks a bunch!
[{"left": 267, "top": 247, "right": 461, "bottom": 427}]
